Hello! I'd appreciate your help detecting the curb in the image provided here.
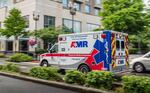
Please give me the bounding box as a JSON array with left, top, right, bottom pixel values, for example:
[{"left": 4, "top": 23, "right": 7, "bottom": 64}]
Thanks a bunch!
[{"left": 0, "top": 72, "right": 114, "bottom": 93}]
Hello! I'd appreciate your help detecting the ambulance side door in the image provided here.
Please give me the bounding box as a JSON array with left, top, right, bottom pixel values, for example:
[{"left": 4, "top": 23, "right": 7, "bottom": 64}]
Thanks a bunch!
[{"left": 48, "top": 44, "right": 59, "bottom": 65}]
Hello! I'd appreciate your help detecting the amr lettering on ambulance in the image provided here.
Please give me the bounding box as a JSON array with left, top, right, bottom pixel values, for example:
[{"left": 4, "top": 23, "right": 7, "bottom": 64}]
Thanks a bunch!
[{"left": 40, "top": 31, "right": 129, "bottom": 73}]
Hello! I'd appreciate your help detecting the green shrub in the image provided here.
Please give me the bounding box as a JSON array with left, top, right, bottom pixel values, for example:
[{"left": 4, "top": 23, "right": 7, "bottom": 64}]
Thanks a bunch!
[
  {"left": 85, "top": 71, "right": 114, "bottom": 89},
  {"left": 0, "top": 65, "right": 3, "bottom": 70},
  {"left": 115, "top": 87, "right": 124, "bottom": 93},
  {"left": 3, "top": 63, "right": 19, "bottom": 72},
  {"left": 129, "top": 48, "right": 138, "bottom": 54},
  {"left": 10, "top": 53, "right": 33, "bottom": 62},
  {"left": 35, "top": 48, "right": 47, "bottom": 54},
  {"left": 64, "top": 70, "right": 85, "bottom": 85},
  {"left": 122, "top": 75, "right": 150, "bottom": 93},
  {"left": 0, "top": 53, "right": 5, "bottom": 58},
  {"left": 30, "top": 67, "right": 62, "bottom": 81}
]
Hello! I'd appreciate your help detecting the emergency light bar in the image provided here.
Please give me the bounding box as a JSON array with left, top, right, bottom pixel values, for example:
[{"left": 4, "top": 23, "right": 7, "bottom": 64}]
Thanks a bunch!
[
  {"left": 59, "top": 37, "right": 66, "bottom": 41},
  {"left": 101, "top": 34, "right": 106, "bottom": 39}
]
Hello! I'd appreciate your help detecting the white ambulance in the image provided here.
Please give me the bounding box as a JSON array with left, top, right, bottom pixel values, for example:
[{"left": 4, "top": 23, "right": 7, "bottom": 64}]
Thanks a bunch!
[{"left": 40, "top": 30, "right": 129, "bottom": 73}]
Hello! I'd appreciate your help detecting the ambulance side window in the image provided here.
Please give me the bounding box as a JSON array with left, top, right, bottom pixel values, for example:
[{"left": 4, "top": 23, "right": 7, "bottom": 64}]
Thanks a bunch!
[
  {"left": 121, "top": 41, "right": 125, "bottom": 50},
  {"left": 50, "top": 44, "right": 58, "bottom": 53},
  {"left": 116, "top": 40, "right": 120, "bottom": 50}
]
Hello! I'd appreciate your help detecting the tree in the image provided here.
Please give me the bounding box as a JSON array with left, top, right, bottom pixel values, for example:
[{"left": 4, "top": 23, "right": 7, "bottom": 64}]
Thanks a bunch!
[
  {"left": 31, "top": 26, "right": 71, "bottom": 50},
  {"left": 100, "top": 0, "right": 149, "bottom": 34},
  {"left": 100, "top": 0, "right": 150, "bottom": 53},
  {"left": 0, "top": 8, "right": 26, "bottom": 52}
]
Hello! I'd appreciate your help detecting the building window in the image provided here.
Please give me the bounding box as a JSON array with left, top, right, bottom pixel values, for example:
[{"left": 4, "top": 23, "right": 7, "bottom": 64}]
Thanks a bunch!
[
  {"left": 62, "top": 0, "right": 69, "bottom": 7},
  {"left": 6, "top": 41, "right": 13, "bottom": 51},
  {"left": 85, "top": 0, "right": 90, "bottom": 3},
  {"left": 85, "top": 5, "right": 90, "bottom": 14},
  {"left": 94, "top": 8, "right": 100, "bottom": 16},
  {"left": 87, "top": 23, "right": 100, "bottom": 31},
  {"left": 23, "top": 15, "right": 29, "bottom": 28},
  {"left": 0, "top": 0, "right": 8, "bottom": 8},
  {"left": 44, "top": 15, "right": 55, "bottom": 28},
  {"left": 19, "top": 39, "right": 28, "bottom": 52},
  {"left": 75, "top": 2, "right": 81, "bottom": 11},
  {"left": 94, "top": 0, "right": 101, "bottom": 5},
  {"left": 63, "top": 19, "right": 81, "bottom": 33},
  {"left": 13, "top": 0, "right": 24, "bottom": 3}
]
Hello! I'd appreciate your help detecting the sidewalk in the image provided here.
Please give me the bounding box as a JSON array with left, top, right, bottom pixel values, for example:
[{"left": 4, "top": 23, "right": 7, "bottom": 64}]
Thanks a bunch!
[{"left": 0, "top": 58, "right": 40, "bottom": 73}]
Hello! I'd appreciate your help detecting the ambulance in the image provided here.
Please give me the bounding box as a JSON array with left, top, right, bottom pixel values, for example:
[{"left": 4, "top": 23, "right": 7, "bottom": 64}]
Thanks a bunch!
[{"left": 40, "top": 30, "right": 129, "bottom": 73}]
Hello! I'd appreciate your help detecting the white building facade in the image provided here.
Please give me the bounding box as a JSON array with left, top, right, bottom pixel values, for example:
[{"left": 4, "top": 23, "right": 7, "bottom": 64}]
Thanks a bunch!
[{"left": 0, "top": 0, "right": 101, "bottom": 53}]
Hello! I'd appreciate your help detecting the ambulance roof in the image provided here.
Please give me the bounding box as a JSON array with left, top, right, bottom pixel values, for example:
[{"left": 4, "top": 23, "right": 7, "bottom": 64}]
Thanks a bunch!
[{"left": 59, "top": 30, "right": 128, "bottom": 37}]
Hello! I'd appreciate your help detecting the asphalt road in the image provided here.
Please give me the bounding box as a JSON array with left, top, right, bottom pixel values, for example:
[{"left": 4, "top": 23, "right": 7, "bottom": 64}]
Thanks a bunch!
[{"left": 0, "top": 75, "right": 79, "bottom": 93}]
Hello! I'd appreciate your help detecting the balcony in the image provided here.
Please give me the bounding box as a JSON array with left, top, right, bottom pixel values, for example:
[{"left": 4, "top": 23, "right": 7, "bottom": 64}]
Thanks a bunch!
[
  {"left": 94, "top": 4, "right": 101, "bottom": 9},
  {"left": 51, "top": 0, "right": 62, "bottom": 3},
  {"left": 74, "top": 0, "right": 84, "bottom": 3}
]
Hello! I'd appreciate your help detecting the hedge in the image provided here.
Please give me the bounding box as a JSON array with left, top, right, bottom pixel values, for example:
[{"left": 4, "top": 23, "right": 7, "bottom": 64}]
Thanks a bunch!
[
  {"left": 0, "top": 53, "right": 5, "bottom": 58},
  {"left": 85, "top": 71, "right": 114, "bottom": 89},
  {"left": 122, "top": 75, "right": 150, "bottom": 93},
  {"left": 0, "top": 63, "right": 19, "bottom": 72},
  {"left": 64, "top": 70, "right": 85, "bottom": 85},
  {"left": 30, "top": 67, "right": 62, "bottom": 81},
  {"left": 9, "top": 53, "right": 33, "bottom": 62}
]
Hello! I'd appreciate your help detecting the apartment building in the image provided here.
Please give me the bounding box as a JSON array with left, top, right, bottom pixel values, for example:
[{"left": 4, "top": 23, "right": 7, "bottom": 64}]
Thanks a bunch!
[{"left": 0, "top": 0, "right": 101, "bottom": 53}]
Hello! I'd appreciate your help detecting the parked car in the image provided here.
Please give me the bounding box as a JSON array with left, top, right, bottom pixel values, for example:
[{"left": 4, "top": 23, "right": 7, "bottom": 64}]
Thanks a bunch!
[{"left": 130, "top": 52, "right": 150, "bottom": 72}]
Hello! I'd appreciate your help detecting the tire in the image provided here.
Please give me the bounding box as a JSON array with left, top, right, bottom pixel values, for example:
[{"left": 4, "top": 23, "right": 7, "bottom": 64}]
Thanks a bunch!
[
  {"left": 78, "top": 64, "right": 90, "bottom": 73},
  {"left": 40, "top": 60, "right": 49, "bottom": 67},
  {"left": 133, "top": 63, "right": 145, "bottom": 73}
]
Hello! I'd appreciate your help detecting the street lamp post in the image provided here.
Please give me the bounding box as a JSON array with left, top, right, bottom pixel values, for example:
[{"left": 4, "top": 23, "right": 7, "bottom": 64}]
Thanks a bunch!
[
  {"left": 33, "top": 11, "right": 40, "bottom": 59},
  {"left": 68, "top": 1, "right": 77, "bottom": 33}
]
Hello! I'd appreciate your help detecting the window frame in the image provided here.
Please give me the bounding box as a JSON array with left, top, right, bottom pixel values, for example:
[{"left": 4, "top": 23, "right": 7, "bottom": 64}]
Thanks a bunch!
[
  {"left": 62, "top": 0, "right": 69, "bottom": 8},
  {"left": 63, "top": 18, "right": 82, "bottom": 33},
  {"left": 85, "top": 4, "right": 91, "bottom": 14},
  {"left": 94, "top": 0, "right": 101, "bottom": 5},
  {"left": 94, "top": 8, "right": 100, "bottom": 16},
  {"left": 23, "top": 15, "right": 29, "bottom": 28},
  {"left": 87, "top": 23, "right": 100, "bottom": 32},
  {"left": 74, "top": 2, "right": 81, "bottom": 11},
  {"left": 44, "top": 15, "right": 55, "bottom": 28}
]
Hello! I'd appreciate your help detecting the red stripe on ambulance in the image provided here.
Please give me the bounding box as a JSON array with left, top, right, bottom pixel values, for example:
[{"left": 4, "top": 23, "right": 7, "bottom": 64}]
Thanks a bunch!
[{"left": 41, "top": 53, "right": 91, "bottom": 57}]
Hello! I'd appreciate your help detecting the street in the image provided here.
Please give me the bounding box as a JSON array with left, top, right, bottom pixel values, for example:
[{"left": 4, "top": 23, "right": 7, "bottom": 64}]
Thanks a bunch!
[{"left": 0, "top": 75, "right": 79, "bottom": 93}]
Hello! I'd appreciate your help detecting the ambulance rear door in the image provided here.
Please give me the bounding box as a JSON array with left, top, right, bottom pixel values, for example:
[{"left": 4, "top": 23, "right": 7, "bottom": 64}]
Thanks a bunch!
[{"left": 111, "top": 32, "right": 129, "bottom": 72}]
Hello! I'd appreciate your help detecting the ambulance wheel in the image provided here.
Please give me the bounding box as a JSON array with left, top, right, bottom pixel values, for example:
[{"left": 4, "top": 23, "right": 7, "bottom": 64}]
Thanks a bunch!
[
  {"left": 78, "top": 64, "right": 90, "bottom": 73},
  {"left": 40, "top": 60, "right": 49, "bottom": 67},
  {"left": 133, "top": 63, "right": 145, "bottom": 73}
]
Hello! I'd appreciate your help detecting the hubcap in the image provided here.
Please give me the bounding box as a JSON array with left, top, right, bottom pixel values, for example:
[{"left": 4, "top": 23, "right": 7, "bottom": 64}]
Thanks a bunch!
[
  {"left": 80, "top": 66, "right": 88, "bottom": 73},
  {"left": 43, "top": 63, "right": 47, "bottom": 67},
  {"left": 135, "top": 64, "right": 143, "bottom": 72},
  {"left": 42, "top": 62, "right": 48, "bottom": 67}
]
